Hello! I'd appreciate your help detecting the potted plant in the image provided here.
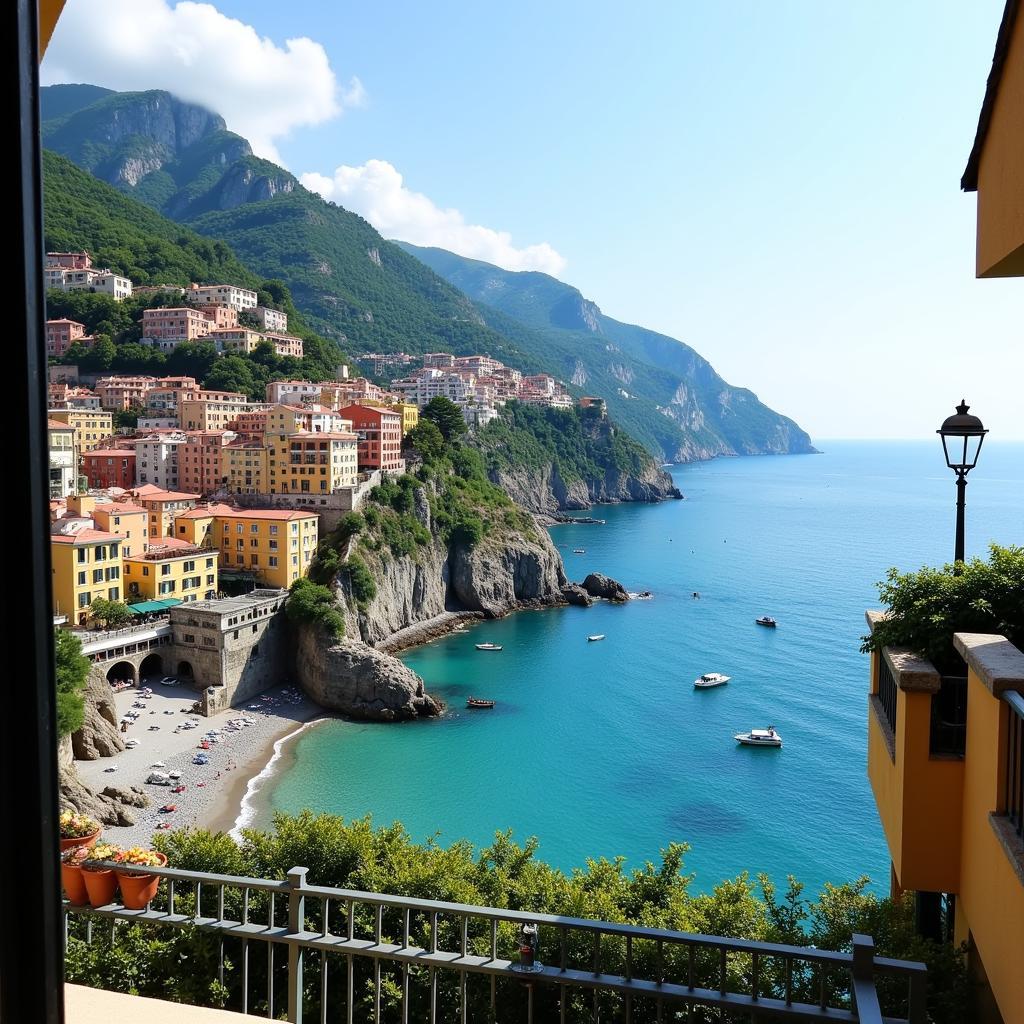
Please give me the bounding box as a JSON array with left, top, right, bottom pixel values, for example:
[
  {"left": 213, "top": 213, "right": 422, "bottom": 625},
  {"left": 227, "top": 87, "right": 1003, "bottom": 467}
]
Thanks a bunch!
[
  {"left": 59, "top": 809, "right": 101, "bottom": 853},
  {"left": 113, "top": 846, "right": 167, "bottom": 909},
  {"left": 81, "top": 842, "right": 121, "bottom": 908},
  {"left": 60, "top": 845, "right": 92, "bottom": 905}
]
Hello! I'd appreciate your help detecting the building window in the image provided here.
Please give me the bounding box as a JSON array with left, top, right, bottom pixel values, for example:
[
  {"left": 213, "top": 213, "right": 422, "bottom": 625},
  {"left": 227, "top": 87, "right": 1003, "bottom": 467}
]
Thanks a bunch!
[
  {"left": 183, "top": 634, "right": 195, "bottom": 643},
  {"left": 77, "top": 571, "right": 85, "bottom": 586},
  {"left": 92, "top": 568, "right": 103, "bottom": 584},
  {"left": 268, "top": 556, "right": 278, "bottom": 567},
  {"left": 77, "top": 548, "right": 87, "bottom": 563},
  {"left": 78, "top": 592, "right": 90, "bottom": 608}
]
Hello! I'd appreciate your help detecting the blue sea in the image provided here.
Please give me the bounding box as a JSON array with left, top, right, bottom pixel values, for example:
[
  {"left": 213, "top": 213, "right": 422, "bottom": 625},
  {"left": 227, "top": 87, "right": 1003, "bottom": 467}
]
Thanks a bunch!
[{"left": 251, "top": 441, "right": 1024, "bottom": 895}]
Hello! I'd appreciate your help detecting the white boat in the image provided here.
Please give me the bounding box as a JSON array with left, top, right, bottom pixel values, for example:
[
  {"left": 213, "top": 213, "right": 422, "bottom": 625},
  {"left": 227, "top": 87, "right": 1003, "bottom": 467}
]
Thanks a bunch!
[
  {"left": 734, "top": 726, "right": 782, "bottom": 747},
  {"left": 475, "top": 643, "right": 503, "bottom": 651},
  {"left": 572, "top": 548, "right": 586, "bottom": 554},
  {"left": 694, "top": 673, "right": 731, "bottom": 689},
  {"left": 588, "top": 634, "right": 606, "bottom": 642}
]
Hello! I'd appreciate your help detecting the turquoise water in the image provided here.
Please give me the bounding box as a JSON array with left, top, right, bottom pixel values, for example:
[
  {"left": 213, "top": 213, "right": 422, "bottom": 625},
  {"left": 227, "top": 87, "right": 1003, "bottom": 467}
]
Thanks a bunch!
[{"left": 256, "top": 441, "right": 1024, "bottom": 895}]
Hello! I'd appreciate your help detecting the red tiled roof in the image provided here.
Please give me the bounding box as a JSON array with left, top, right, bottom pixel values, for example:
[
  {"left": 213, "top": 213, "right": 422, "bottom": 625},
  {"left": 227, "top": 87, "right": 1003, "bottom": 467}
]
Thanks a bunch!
[{"left": 51, "top": 528, "right": 121, "bottom": 545}]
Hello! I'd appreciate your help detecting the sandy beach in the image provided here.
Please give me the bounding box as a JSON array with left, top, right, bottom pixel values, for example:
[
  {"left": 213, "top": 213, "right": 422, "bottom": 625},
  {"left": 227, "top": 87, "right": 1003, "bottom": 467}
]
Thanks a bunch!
[{"left": 77, "top": 681, "right": 323, "bottom": 848}]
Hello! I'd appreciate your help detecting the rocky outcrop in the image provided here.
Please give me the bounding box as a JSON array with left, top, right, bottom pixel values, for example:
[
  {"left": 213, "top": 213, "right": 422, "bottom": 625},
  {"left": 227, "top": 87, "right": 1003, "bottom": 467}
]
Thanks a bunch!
[
  {"left": 295, "top": 629, "right": 441, "bottom": 721},
  {"left": 490, "top": 462, "right": 682, "bottom": 516},
  {"left": 562, "top": 584, "right": 593, "bottom": 607},
  {"left": 71, "top": 670, "right": 125, "bottom": 761},
  {"left": 581, "top": 573, "right": 629, "bottom": 603},
  {"left": 58, "top": 734, "right": 149, "bottom": 825}
]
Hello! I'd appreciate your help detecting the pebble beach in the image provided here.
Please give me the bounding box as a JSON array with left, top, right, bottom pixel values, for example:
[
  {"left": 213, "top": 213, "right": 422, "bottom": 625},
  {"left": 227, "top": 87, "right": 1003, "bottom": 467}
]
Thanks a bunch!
[{"left": 76, "top": 681, "right": 324, "bottom": 849}]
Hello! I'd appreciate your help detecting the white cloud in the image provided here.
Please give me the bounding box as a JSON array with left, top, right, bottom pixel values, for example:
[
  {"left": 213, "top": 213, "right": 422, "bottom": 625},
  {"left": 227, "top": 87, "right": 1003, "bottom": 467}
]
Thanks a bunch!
[
  {"left": 301, "top": 160, "right": 568, "bottom": 277},
  {"left": 41, "top": 0, "right": 355, "bottom": 162}
]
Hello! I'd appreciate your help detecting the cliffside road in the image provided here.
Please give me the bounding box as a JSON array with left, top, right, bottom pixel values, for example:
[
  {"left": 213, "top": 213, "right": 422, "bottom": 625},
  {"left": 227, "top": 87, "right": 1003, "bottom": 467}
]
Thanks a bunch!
[{"left": 76, "top": 683, "right": 320, "bottom": 847}]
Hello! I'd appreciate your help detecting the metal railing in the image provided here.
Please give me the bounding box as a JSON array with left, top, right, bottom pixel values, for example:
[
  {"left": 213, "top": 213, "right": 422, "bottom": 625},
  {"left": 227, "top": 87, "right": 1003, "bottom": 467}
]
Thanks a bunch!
[
  {"left": 65, "top": 864, "right": 927, "bottom": 1023},
  {"left": 929, "top": 676, "right": 967, "bottom": 758},
  {"left": 876, "top": 657, "right": 898, "bottom": 747},
  {"left": 1004, "top": 691, "right": 1024, "bottom": 843}
]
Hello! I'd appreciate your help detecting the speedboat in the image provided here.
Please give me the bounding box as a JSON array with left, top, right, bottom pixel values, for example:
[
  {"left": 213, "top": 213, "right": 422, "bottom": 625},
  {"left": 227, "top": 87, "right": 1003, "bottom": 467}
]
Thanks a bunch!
[
  {"left": 734, "top": 726, "right": 782, "bottom": 747},
  {"left": 694, "top": 673, "right": 730, "bottom": 689},
  {"left": 475, "top": 643, "right": 503, "bottom": 651},
  {"left": 755, "top": 616, "right": 777, "bottom": 628},
  {"left": 572, "top": 548, "right": 586, "bottom": 554},
  {"left": 588, "top": 634, "right": 606, "bottom": 642},
  {"left": 466, "top": 697, "right": 496, "bottom": 709}
]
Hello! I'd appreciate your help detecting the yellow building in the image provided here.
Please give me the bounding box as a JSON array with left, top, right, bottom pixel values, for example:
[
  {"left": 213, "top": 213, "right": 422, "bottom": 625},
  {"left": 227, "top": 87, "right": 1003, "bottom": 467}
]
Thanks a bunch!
[
  {"left": 962, "top": 1, "right": 1024, "bottom": 276},
  {"left": 223, "top": 441, "right": 269, "bottom": 494},
  {"left": 865, "top": 616, "right": 1024, "bottom": 1023},
  {"left": 267, "top": 431, "right": 358, "bottom": 495},
  {"left": 179, "top": 395, "right": 253, "bottom": 431},
  {"left": 50, "top": 528, "right": 122, "bottom": 624},
  {"left": 65, "top": 494, "right": 149, "bottom": 557},
  {"left": 123, "top": 538, "right": 218, "bottom": 604},
  {"left": 174, "top": 504, "right": 318, "bottom": 589},
  {"left": 390, "top": 402, "right": 419, "bottom": 436},
  {"left": 48, "top": 408, "right": 113, "bottom": 453},
  {"left": 133, "top": 486, "right": 199, "bottom": 539}
]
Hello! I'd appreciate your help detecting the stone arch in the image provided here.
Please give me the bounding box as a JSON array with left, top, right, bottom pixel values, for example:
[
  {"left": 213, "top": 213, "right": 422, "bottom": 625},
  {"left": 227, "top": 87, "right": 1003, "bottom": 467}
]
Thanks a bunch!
[
  {"left": 139, "top": 652, "right": 163, "bottom": 681},
  {"left": 177, "top": 660, "right": 194, "bottom": 681},
  {"left": 105, "top": 661, "right": 135, "bottom": 686}
]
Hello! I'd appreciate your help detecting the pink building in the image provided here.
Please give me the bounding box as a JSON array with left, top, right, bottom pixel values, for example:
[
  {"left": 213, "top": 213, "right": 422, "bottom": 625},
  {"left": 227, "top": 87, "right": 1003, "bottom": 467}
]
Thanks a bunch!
[
  {"left": 94, "top": 376, "right": 159, "bottom": 411},
  {"left": 226, "top": 409, "right": 270, "bottom": 440},
  {"left": 141, "top": 307, "right": 214, "bottom": 341},
  {"left": 83, "top": 448, "right": 137, "bottom": 490},
  {"left": 45, "top": 319, "right": 92, "bottom": 358},
  {"left": 338, "top": 404, "right": 405, "bottom": 473},
  {"left": 179, "top": 430, "right": 235, "bottom": 496},
  {"left": 46, "top": 252, "right": 92, "bottom": 270},
  {"left": 195, "top": 303, "right": 239, "bottom": 329},
  {"left": 264, "top": 332, "right": 304, "bottom": 358}
]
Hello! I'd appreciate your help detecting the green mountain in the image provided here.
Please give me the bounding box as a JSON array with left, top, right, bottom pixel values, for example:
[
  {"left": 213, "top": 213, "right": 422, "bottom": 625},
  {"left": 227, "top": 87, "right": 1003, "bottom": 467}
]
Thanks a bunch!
[
  {"left": 399, "top": 245, "right": 816, "bottom": 461},
  {"left": 41, "top": 84, "right": 814, "bottom": 462}
]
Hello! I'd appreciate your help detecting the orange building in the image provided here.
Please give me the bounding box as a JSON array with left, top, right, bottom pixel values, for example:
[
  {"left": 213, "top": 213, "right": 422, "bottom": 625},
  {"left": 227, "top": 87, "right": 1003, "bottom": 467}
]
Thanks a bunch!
[
  {"left": 179, "top": 430, "right": 235, "bottom": 496},
  {"left": 82, "top": 448, "right": 136, "bottom": 490}
]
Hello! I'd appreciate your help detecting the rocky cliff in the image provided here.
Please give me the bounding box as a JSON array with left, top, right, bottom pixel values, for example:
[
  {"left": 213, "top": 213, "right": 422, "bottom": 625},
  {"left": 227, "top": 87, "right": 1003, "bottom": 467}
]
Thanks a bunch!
[
  {"left": 489, "top": 461, "right": 681, "bottom": 514},
  {"left": 71, "top": 669, "right": 125, "bottom": 760},
  {"left": 294, "top": 629, "right": 441, "bottom": 721}
]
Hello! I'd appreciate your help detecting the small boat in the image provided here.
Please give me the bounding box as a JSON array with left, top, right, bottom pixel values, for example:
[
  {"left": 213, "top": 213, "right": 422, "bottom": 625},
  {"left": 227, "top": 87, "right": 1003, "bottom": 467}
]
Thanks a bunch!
[
  {"left": 755, "top": 616, "right": 777, "bottom": 628},
  {"left": 466, "top": 697, "right": 496, "bottom": 709},
  {"left": 734, "top": 726, "right": 782, "bottom": 747},
  {"left": 694, "top": 673, "right": 730, "bottom": 689},
  {"left": 572, "top": 548, "right": 586, "bottom": 554},
  {"left": 475, "top": 643, "right": 503, "bottom": 651},
  {"left": 588, "top": 634, "right": 606, "bottom": 642}
]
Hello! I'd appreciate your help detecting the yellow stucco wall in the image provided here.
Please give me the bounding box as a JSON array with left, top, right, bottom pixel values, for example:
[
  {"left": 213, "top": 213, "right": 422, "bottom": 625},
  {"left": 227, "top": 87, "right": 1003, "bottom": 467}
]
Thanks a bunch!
[
  {"left": 124, "top": 551, "right": 218, "bottom": 602},
  {"left": 957, "top": 672, "right": 1024, "bottom": 1023},
  {"left": 976, "top": 11, "right": 1024, "bottom": 277},
  {"left": 39, "top": 0, "right": 67, "bottom": 57}
]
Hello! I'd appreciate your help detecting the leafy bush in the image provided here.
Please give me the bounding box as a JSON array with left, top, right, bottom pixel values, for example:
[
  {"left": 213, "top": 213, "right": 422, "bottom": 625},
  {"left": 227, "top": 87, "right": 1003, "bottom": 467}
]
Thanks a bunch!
[
  {"left": 54, "top": 629, "right": 90, "bottom": 736},
  {"left": 285, "top": 578, "right": 343, "bottom": 638},
  {"left": 861, "top": 544, "right": 1024, "bottom": 672},
  {"left": 342, "top": 556, "right": 377, "bottom": 609}
]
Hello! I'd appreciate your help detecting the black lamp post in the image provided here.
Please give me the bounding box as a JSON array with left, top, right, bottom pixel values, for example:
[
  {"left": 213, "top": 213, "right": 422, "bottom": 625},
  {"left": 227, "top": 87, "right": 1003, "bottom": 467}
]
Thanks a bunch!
[{"left": 937, "top": 400, "right": 988, "bottom": 570}]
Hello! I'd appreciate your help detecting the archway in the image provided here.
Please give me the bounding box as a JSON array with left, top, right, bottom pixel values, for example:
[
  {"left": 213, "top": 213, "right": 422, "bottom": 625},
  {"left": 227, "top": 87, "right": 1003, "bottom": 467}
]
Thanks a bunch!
[
  {"left": 139, "top": 652, "right": 163, "bottom": 683},
  {"left": 105, "top": 661, "right": 135, "bottom": 689},
  {"left": 177, "top": 661, "right": 194, "bottom": 681}
]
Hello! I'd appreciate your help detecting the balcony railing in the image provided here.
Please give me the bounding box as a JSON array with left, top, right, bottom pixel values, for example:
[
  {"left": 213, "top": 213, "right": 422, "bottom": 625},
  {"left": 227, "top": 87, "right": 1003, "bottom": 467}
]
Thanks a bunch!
[
  {"left": 65, "top": 864, "right": 927, "bottom": 1023},
  {"left": 1005, "top": 690, "right": 1024, "bottom": 844},
  {"left": 876, "top": 656, "right": 898, "bottom": 746},
  {"left": 929, "top": 676, "right": 967, "bottom": 758}
]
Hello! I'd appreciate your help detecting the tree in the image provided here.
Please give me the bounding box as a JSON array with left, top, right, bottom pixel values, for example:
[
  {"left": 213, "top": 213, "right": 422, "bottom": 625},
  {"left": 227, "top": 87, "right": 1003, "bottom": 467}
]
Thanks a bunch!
[
  {"left": 88, "top": 598, "right": 134, "bottom": 629},
  {"left": 165, "top": 341, "right": 219, "bottom": 381},
  {"left": 54, "top": 629, "right": 91, "bottom": 736},
  {"left": 79, "top": 335, "right": 115, "bottom": 372},
  {"left": 286, "top": 578, "right": 344, "bottom": 637},
  {"left": 406, "top": 419, "right": 445, "bottom": 464},
  {"left": 422, "top": 396, "right": 467, "bottom": 442},
  {"left": 202, "top": 355, "right": 255, "bottom": 396}
]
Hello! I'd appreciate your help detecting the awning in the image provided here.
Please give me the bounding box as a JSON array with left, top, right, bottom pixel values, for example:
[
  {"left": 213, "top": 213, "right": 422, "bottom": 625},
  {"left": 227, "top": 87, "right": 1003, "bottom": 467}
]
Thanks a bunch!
[{"left": 127, "top": 598, "right": 182, "bottom": 614}]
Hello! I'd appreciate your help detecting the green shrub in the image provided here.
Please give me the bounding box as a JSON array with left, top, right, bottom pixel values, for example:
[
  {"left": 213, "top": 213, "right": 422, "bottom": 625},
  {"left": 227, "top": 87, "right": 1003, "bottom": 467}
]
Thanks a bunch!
[
  {"left": 343, "top": 556, "right": 377, "bottom": 608},
  {"left": 286, "top": 578, "right": 344, "bottom": 638},
  {"left": 54, "top": 629, "right": 90, "bottom": 737}
]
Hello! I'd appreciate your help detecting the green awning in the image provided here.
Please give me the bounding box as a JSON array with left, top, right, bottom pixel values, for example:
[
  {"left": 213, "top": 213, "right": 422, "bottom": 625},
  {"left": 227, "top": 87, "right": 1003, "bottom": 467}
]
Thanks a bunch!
[{"left": 127, "top": 598, "right": 182, "bottom": 614}]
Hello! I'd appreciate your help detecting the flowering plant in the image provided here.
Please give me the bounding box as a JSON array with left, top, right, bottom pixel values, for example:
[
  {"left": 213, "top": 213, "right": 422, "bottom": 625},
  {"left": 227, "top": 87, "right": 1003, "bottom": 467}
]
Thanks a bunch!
[
  {"left": 61, "top": 845, "right": 94, "bottom": 866},
  {"left": 82, "top": 842, "right": 121, "bottom": 869},
  {"left": 113, "top": 846, "right": 163, "bottom": 868},
  {"left": 59, "top": 809, "right": 100, "bottom": 839}
]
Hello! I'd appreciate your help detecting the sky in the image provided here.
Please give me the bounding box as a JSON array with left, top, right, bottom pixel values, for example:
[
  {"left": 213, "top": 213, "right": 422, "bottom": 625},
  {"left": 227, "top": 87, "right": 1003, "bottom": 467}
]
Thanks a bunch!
[{"left": 42, "top": 0, "right": 1022, "bottom": 439}]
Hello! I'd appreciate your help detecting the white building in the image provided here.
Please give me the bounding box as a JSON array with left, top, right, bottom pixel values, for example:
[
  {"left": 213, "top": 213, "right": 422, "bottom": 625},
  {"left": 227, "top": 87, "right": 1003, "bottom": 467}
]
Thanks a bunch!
[
  {"left": 47, "top": 418, "right": 77, "bottom": 499},
  {"left": 134, "top": 432, "right": 187, "bottom": 490},
  {"left": 46, "top": 267, "right": 133, "bottom": 300},
  {"left": 265, "top": 381, "right": 323, "bottom": 405},
  {"left": 254, "top": 306, "right": 288, "bottom": 332},
  {"left": 187, "top": 284, "right": 258, "bottom": 312}
]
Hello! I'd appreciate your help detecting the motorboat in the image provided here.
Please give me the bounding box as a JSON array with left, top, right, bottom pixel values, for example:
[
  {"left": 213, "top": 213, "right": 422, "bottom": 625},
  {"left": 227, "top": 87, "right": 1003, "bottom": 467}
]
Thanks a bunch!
[
  {"left": 755, "top": 616, "right": 777, "bottom": 628},
  {"left": 466, "top": 697, "right": 496, "bottom": 709},
  {"left": 588, "top": 634, "right": 606, "bottom": 642},
  {"left": 572, "top": 548, "right": 586, "bottom": 554},
  {"left": 475, "top": 643, "right": 503, "bottom": 651},
  {"left": 734, "top": 726, "right": 782, "bottom": 747},
  {"left": 694, "top": 673, "right": 731, "bottom": 689}
]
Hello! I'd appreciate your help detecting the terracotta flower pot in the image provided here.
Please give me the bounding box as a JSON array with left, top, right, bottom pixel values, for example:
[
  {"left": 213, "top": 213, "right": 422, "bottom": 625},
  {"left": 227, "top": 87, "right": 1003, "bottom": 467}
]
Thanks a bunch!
[
  {"left": 60, "top": 829, "right": 100, "bottom": 854},
  {"left": 61, "top": 862, "right": 89, "bottom": 905},
  {"left": 82, "top": 867, "right": 118, "bottom": 908},
  {"left": 115, "top": 853, "right": 167, "bottom": 910}
]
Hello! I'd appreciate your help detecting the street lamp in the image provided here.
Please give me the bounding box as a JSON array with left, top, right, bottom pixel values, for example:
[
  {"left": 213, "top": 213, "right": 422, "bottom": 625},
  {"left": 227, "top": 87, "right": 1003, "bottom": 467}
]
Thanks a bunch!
[{"left": 937, "top": 400, "right": 988, "bottom": 568}]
